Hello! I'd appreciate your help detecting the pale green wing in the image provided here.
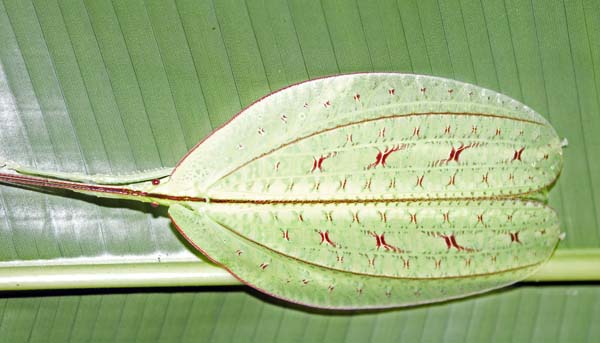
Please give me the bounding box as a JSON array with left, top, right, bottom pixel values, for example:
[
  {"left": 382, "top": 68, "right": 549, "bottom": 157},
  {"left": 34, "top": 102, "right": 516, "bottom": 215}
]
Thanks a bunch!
[
  {"left": 160, "top": 73, "right": 562, "bottom": 200},
  {"left": 169, "top": 203, "right": 543, "bottom": 309},
  {"left": 205, "top": 200, "right": 560, "bottom": 279},
  {"left": 162, "top": 73, "right": 563, "bottom": 309}
]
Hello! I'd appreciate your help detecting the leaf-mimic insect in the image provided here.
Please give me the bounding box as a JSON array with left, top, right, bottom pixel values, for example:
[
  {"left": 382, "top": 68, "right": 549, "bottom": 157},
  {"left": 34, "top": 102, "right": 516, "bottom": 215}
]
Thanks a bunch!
[{"left": 0, "top": 73, "right": 564, "bottom": 309}]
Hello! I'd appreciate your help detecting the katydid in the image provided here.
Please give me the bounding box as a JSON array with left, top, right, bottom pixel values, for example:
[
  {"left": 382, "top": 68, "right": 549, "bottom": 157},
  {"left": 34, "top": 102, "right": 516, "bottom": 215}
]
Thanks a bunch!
[{"left": 0, "top": 73, "right": 563, "bottom": 309}]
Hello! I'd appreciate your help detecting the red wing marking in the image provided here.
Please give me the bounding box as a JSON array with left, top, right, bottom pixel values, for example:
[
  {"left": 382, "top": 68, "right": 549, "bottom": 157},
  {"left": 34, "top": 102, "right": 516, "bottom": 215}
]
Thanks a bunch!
[
  {"left": 378, "top": 127, "right": 386, "bottom": 137},
  {"left": 363, "top": 178, "right": 372, "bottom": 191},
  {"left": 409, "top": 213, "right": 417, "bottom": 225},
  {"left": 471, "top": 126, "right": 478, "bottom": 134},
  {"left": 325, "top": 211, "right": 333, "bottom": 222},
  {"left": 346, "top": 134, "right": 353, "bottom": 143},
  {"left": 319, "top": 231, "right": 336, "bottom": 247},
  {"left": 368, "top": 232, "right": 403, "bottom": 253},
  {"left": 439, "top": 234, "right": 475, "bottom": 252},
  {"left": 444, "top": 125, "right": 451, "bottom": 134},
  {"left": 509, "top": 231, "right": 522, "bottom": 244},
  {"left": 371, "top": 232, "right": 382, "bottom": 249},
  {"left": 495, "top": 128, "right": 501, "bottom": 136},
  {"left": 381, "top": 145, "right": 403, "bottom": 165},
  {"left": 420, "top": 87, "right": 427, "bottom": 93},
  {"left": 367, "top": 144, "right": 404, "bottom": 169},
  {"left": 151, "top": 179, "right": 160, "bottom": 185},
  {"left": 477, "top": 214, "right": 484, "bottom": 224},
  {"left": 282, "top": 230, "right": 290, "bottom": 241},
  {"left": 443, "top": 143, "right": 473, "bottom": 164},
  {"left": 388, "top": 178, "right": 396, "bottom": 189},
  {"left": 353, "top": 93, "right": 360, "bottom": 101},
  {"left": 413, "top": 127, "right": 420, "bottom": 137},
  {"left": 323, "top": 100, "right": 331, "bottom": 108},
  {"left": 402, "top": 257, "right": 410, "bottom": 269},
  {"left": 434, "top": 259, "right": 442, "bottom": 269},
  {"left": 416, "top": 175, "right": 424, "bottom": 187},
  {"left": 447, "top": 173, "right": 456, "bottom": 186},
  {"left": 464, "top": 257, "right": 472, "bottom": 267},
  {"left": 313, "top": 181, "right": 320, "bottom": 191},
  {"left": 443, "top": 212, "right": 450, "bottom": 223},
  {"left": 311, "top": 158, "right": 318, "bottom": 173},
  {"left": 339, "top": 178, "right": 347, "bottom": 190},
  {"left": 298, "top": 213, "right": 304, "bottom": 222},
  {"left": 259, "top": 262, "right": 269, "bottom": 270},
  {"left": 482, "top": 172, "right": 489, "bottom": 185},
  {"left": 311, "top": 152, "right": 335, "bottom": 172},
  {"left": 378, "top": 210, "right": 387, "bottom": 223},
  {"left": 367, "top": 150, "right": 383, "bottom": 169},
  {"left": 274, "top": 161, "right": 280, "bottom": 171},
  {"left": 512, "top": 147, "right": 525, "bottom": 161},
  {"left": 441, "top": 235, "right": 452, "bottom": 249},
  {"left": 352, "top": 211, "right": 360, "bottom": 224},
  {"left": 367, "top": 256, "right": 376, "bottom": 267},
  {"left": 388, "top": 88, "right": 395, "bottom": 95}
]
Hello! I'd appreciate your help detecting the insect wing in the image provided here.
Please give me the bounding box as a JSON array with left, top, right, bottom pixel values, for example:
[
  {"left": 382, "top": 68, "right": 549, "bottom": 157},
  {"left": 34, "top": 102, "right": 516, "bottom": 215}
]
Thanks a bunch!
[
  {"left": 161, "top": 73, "right": 562, "bottom": 200},
  {"left": 170, "top": 203, "right": 543, "bottom": 309}
]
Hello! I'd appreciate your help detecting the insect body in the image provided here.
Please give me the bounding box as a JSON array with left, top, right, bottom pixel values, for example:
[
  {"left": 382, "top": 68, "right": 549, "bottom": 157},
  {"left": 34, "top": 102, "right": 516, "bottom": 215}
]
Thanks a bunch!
[{"left": 0, "top": 73, "right": 563, "bottom": 309}]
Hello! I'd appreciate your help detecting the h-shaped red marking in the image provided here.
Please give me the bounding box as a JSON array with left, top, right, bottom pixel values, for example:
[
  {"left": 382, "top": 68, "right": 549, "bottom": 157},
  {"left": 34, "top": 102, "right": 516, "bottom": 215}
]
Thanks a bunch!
[
  {"left": 448, "top": 173, "right": 456, "bottom": 186},
  {"left": 367, "top": 145, "right": 403, "bottom": 169},
  {"left": 367, "top": 256, "right": 376, "bottom": 267},
  {"left": 416, "top": 175, "right": 424, "bottom": 187},
  {"left": 352, "top": 211, "right": 360, "bottom": 224},
  {"left": 413, "top": 127, "right": 420, "bottom": 137},
  {"left": 282, "top": 230, "right": 290, "bottom": 241},
  {"left": 409, "top": 213, "right": 417, "bottom": 224},
  {"left": 512, "top": 147, "right": 525, "bottom": 161},
  {"left": 369, "top": 232, "right": 402, "bottom": 253},
  {"left": 509, "top": 231, "right": 521, "bottom": 244},
  {"left": 311, "top": 153, "right": 333, "bottom": 172},
  {"left": 319, "top": 231, "right": 336, "bottom": 247},
  {"left": 439, "top": 234, "right": 474, "bottom": 252},
  {"left": 446, "top": 143, "right": 472, "bottom": 163}
]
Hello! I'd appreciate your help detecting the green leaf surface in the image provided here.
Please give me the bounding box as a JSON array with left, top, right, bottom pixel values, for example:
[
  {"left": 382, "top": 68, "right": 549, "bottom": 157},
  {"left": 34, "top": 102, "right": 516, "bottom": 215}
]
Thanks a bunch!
[{"left": 0, "top": 0, "right": 599, "bottom": 341}]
